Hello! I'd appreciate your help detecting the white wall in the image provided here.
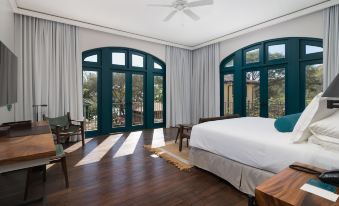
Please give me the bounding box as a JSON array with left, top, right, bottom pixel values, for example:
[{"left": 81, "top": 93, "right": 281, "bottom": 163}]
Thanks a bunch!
[
  {"left": 79, "top": 28, "right": 166, "bottom": 61},
  {"left": 78, "top": 10, "right": 323, "bottom": 62},
  {"left": 220, "top": 11, "right": 324, "bottom": 60},
  {"left": 0, "top": 0, "right": 15, "bottom": 124}
]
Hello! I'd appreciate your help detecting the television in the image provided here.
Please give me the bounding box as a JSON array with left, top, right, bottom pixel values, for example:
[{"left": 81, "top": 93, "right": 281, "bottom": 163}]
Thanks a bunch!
[{"left": 0, "top": 41, "right": 17, "bottom": 107}]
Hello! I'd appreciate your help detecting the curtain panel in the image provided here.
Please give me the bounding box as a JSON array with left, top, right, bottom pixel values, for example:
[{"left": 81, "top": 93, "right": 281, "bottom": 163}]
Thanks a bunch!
[
  {"left": 323, "top": 4, "right": 339, "bottom": 88},
  {"left": 165, "top": 46, "right": 192, "bottom": 127},
  {"left": 14, "top": 15, "right": 83, "bottom": 140},
  {"left": 191, "top": 43, "right": 220, "bottom": 124}
]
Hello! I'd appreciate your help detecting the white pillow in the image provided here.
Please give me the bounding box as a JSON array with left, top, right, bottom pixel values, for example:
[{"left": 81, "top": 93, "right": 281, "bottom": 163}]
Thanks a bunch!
[
  {"left": 291, "top": 93, "right": 321, "bottom": 143},
  {"left": 309, "top": 110, "right": 339, "bottom": 140},
  {"left": 291, "top": 93, "right": 338, "bottom": 143},
  {"left": 308, "top": 135, "right": 339, "bottom": 151}
]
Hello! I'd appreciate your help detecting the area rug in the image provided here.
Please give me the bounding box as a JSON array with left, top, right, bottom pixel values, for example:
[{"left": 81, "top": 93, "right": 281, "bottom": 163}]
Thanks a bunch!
[{"left": 144, "top": 141, "right": 193, "bottom": 171}]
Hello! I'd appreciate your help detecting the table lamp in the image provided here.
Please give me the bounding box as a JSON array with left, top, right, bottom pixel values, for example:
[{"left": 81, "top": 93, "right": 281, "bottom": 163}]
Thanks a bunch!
[{"left": 322, "top": 73, "right": 339, "bottom": 109}]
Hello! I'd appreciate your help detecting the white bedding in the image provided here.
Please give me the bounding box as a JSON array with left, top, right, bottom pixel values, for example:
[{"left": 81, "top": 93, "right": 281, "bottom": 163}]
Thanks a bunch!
[{"left": 190, "top": 117, "right": 339, "bottom": 173}]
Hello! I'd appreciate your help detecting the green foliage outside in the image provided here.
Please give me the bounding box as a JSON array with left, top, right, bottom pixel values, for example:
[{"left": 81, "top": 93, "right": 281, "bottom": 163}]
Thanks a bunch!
[
  {"left": 154, "top": 76, "right": 163, "bottom": 103},
  {"left": 112, "top": 73, "right": 126, "bottom": 127},
  {"left": 83, "top": 71, "right": 98, "bottom": 130},
  {"left": 306, "top": 64, "right": 323, "bottom": 105}
]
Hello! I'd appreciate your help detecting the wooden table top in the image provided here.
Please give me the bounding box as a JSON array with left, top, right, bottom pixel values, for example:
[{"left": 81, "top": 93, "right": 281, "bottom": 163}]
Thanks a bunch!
[
  {"left": 255, "top": 162, "right": 339, "bottom": 206},
  {"left": 0, "top": 121, "right": 56, "bottom": 165}
]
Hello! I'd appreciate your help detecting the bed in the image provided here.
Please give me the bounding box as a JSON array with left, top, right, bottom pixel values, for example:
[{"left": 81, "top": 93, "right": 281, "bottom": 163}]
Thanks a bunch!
[{"left": 189, "top": 117, "right": 339, "bottom": 195}]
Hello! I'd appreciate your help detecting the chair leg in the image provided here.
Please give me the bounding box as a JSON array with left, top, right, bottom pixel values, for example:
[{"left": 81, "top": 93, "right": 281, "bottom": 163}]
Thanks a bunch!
[
  {"left": 81, "top": 130, "right": 85, "bottom": 147},
  {"left": 24, "top": 168, "right": 33, "bottom": 200},
  {"left": 175, "top": 126, "right": 180, "bottom": 143},
  {"left": 179, "top": 127, "right": 183, "bottom": 152},
  {"left": 187, "top": 138, "right": 189, "bottom": 147},
  {"left": 42, "top": 165, "right": 46, "bottom": 182},
  {"left": 61, "top": 156, "right": 69, "bottom": 188}
]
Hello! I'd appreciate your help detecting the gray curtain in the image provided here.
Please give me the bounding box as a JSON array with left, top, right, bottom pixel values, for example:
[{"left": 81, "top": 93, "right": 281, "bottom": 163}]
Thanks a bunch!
[
  {"left": 14, "top": 15, "right": 83, "bottom": 140},
  {"left": 323, "top": 4, "right": 339, "bottom": 88},
  {"left": 191, "top": 43, "right": 220, "bottom": 124},
  {"left": 165, "top": 46, "right": 192, "bottom": 127}
]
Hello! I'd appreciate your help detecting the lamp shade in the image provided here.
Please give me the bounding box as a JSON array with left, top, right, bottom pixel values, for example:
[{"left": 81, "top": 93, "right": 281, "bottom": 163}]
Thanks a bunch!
[{"left": 323, "top": 73, "right": 339, "bottom": 98}]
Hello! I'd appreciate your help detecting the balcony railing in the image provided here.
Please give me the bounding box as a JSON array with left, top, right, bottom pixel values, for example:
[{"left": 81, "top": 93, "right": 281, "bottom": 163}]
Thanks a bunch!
[{"left": 224, "top": 101, "right": 285, "bottom": 118}]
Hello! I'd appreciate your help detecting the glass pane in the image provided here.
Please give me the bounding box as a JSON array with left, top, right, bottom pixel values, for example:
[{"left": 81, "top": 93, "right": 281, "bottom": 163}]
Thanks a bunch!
[
  {"left": 154, "top": 62, "right": 162, "bottom": 69},
  {"left": 268, "top": 44, "right": 285, "bottom": 60},
  {"left": 246, "top": 71, "right": 260, "bottom": 117},
  {"left": 112, "top": 72, "right": 126, "bottom": 127},
  {"left": 225, "top": 59, "right": 234, "bottom": 68},
  {"left": 245, "top": 48, "right": 260, "bottom": 64},
  {"left": 84, "top": 54, "right": 97, "bottom": 63},
  {"left": 154, "top": 76, "right": 163, "bottom": 123},
  {"left": 268, "top": 68, "right": 285, "bottom": 118},
  {"left": 83, "top": 71, "right": 98, "bottom": 131},
  {"left": 223, "top": 74, "right": 234, "bottom": 115},
  {"left": 306, "top": 45, "right": 323, "bottom": 54},
  {"left": 132, "top": 54, "right": 144, "bottom": 67},
  {"left": 112, "top": 52, "right": 125, "bottom": 66},
  {"left": 132, "top": 74, "right": 144, "bottom": 126},
  {"left": 305, "top": 64, "right": 323, "bottom": 106}
]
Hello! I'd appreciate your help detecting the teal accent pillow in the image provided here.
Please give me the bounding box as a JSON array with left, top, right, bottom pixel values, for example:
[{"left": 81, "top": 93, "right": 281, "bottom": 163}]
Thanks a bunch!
[{"left": 274, "top": 113, "right": 302, "bottom": 133}]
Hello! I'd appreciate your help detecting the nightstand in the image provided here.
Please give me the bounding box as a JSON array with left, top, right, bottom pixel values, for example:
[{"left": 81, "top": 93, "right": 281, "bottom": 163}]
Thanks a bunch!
[{"left": 255, "top": 162, "right": 339, "bottom": 206}]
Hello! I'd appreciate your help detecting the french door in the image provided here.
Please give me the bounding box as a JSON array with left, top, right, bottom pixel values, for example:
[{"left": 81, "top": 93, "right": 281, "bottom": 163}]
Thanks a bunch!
[
  {"left": 244, "top": 67, "right": 286, "bottom": 118},
  {"left": 83, "top": 48, "right": 166, "bottom": 137},
  {"left": 112, "top": 71, "right": 145, "bottom": 132}
]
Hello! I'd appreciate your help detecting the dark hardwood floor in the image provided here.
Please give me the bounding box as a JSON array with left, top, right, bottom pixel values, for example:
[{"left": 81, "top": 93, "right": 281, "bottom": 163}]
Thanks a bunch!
[{"left": 0, "top": 128, "right": 248, "bottom": 206}]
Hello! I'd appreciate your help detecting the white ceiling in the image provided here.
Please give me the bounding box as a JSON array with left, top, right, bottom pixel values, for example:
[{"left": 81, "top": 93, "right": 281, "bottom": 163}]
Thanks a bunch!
[{"left": 15, "top": 0, "right": 330, "bottom": 47}]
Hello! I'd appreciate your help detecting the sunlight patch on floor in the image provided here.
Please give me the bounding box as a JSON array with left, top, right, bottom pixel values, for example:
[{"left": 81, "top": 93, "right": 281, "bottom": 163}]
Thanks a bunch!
[
  {"left": 151, "top": 128, "right": 165, "bottom": 148},
  {"left": 150, "top": 154, "right": 159, "bottom": 158},
  {"left": 46, "top": 163, "right": 55, "bottom": 170},
  {"left": 64, "top": 138, "right": 93, "bottom": 153},
  {"left": 75, "top": 134, "right": 122, "bottom": 166},
  {"left": 113, "top": 131, "right": 142, "bottom": 158}
]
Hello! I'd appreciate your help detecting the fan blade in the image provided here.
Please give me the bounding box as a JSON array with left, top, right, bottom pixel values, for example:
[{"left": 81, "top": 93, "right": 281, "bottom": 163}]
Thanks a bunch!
[
  {"left": 183, "top": 9, "right": 200, "bottom": 21},
  {"left": 147, "top": 4, "right": 172, "bottom": 7},
  {"left": 163, "top": 10, "right": 177, "bottom": 22},
  {"left": 187, "top": 0, "right": 213, "bottom": 7}
]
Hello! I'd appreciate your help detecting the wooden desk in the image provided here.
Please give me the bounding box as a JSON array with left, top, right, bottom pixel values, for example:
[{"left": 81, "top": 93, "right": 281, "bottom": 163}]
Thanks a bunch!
[
  {"left": 0, "top": 121, "right": 56, "bottom": 173},
  {"left": 255, "top": 163, "right": 339, "bottom": 206}
]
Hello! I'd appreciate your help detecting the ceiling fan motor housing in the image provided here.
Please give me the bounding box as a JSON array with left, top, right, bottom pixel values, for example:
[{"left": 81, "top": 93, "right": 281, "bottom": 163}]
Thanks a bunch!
[{"left": 173, "top": 0, "right": 188, "bottom": 11}]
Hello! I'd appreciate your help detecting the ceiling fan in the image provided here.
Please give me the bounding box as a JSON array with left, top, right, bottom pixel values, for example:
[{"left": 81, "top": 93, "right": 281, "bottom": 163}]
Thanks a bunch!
[{"left": 148, "top": 0, "right": 213, "bottom": 22}]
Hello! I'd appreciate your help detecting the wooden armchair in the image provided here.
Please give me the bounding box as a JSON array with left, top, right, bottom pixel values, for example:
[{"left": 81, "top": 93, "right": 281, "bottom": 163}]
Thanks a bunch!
[
  {"left": 198, "top": 114, "right": 240, "bottom": 124},
  {"left": 43, "top": 112, "right": 85, "bottom": 146}
]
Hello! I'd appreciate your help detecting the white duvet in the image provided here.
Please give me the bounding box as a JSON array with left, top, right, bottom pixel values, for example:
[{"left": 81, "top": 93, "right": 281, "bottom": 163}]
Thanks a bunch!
[{"left": 190, "top": 117, "right": 339, "bottom": 173}]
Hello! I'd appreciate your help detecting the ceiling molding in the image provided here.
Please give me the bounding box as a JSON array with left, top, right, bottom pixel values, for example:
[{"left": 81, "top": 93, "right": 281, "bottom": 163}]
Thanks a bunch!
[
  {"left": 191, "top": 0, "right": 339, "bottom": 50},
  {"left": 9, "top": 0, "right": 339, "bottom": 50},
  {"left": 8, "top": 0, "right": 191, "bottom": 50}
]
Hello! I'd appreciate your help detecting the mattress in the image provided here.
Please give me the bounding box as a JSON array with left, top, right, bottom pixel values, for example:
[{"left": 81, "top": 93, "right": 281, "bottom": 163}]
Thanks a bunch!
[{"left": 190, "top": 117, "right": 339, "bottom": 173}]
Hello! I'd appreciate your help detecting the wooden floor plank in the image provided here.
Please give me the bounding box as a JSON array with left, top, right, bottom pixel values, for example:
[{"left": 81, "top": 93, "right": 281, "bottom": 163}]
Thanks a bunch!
[{"left": 0, "top": 128, "right": 247, "bottom": 206}]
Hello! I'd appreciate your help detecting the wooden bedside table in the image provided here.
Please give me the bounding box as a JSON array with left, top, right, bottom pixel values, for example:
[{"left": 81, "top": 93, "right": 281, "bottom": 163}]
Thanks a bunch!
[{"left": 255, "top": 163, "right": 339, "bottom": 206}]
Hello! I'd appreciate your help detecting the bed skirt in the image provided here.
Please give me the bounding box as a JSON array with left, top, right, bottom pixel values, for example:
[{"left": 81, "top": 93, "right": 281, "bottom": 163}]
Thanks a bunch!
[{"left": 189, "top": 147, "right": 275, "bottom": 196}]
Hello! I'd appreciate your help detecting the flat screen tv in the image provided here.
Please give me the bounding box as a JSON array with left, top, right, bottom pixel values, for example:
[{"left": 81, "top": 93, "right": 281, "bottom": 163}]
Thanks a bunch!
[{"left": 0, "top": 41, "right": 17, "bottom": 107}]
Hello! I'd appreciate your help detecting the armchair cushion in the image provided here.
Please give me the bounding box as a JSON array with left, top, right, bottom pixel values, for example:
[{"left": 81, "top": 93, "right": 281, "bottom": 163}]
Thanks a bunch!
[{"left": 46, "top": 115, "right": 69, "bottom": 130}]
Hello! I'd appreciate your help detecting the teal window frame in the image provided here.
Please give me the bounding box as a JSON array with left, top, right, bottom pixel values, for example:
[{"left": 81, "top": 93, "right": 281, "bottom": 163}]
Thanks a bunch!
[
  {"left": 300, "top": 40, "right": 323, "bottom": 60},
  {"left": 243, "top": 44, "right": 262, "bottom": 66},
  {"left": 265, "top": 40, "right": 287, "bottom": 63},
  {"left": 83, "top": 49, "right": 102, "bottom": 67},
  {"left": 83, "top": 47, "right": 166, "bottom": 137},
  {"left": 82, "top": 49, "right": 102, "bottom": 137},
  {"left": 220, "top": 37, "right": 323, "bottom": 118}
]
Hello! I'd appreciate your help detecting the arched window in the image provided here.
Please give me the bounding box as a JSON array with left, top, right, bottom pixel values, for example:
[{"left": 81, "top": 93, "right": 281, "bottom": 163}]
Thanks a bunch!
[
  {"left": 82, "top": 47, "right": 165, "bottom": 136},
  {"left": 220, "top": 37, "right": 323, "bottom": 118}
]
